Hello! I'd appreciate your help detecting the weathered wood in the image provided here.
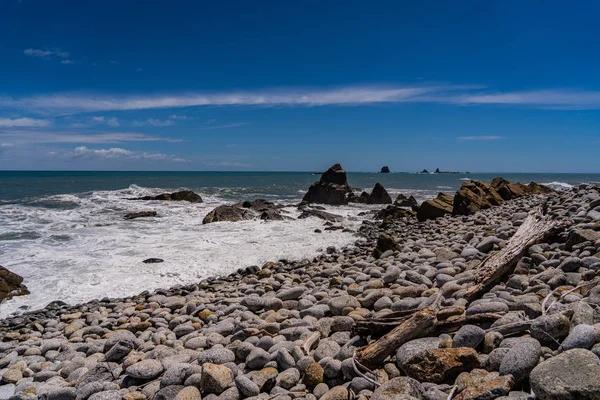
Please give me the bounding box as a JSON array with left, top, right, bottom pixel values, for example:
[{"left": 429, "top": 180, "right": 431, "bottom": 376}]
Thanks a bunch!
[
  {"left": 355, "top": 309, "right": 437, "bottom": 369},
  {"left": 433, "top": 313, "right": 506, "bottom": 334},
  {"left": 464, "top": 205, "right": 570, "bottom": 302}
]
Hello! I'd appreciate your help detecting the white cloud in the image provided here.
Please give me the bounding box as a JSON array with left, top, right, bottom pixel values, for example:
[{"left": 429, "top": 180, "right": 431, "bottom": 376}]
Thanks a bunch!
[
  {"left": 58, "top": 146, "right": 183, "bottom": 161},
  {"left": 24, "top": 48, "right": 69, "bottom": 59},
  {"left": 6, "top": 86, "right": 600, "bottom": 115},
  {"left": 60, "top": 60, "right": 74, "bottom": 65},
  {"left": 453, "top": 90, "right": 600, "bottom": 110},
  {"left": 457, "top": 136, "right": 504, "bottom": 141},
  {"left": 0, "top": 130, "right": 182, "bottom": 144},
  {"left": 133, "top": 118, "right": 175, "bottom": 127},
  {"left": 0, "top": 117, "right": 51, "bottom": 127},
  {"left": 0, "top": 85, "right": 476, "bottom": 115},
  {"left": 91, "top": 116, "right": 120, "bottom": 127},
  {"left": 202, "top": 160, "right": 252, "bottom": 167}
]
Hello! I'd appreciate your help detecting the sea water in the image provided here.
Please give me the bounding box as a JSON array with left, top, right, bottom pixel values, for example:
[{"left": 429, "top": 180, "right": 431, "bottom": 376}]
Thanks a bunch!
[{"left": 0, "top": 171, "right": 598, "bottom": 317}]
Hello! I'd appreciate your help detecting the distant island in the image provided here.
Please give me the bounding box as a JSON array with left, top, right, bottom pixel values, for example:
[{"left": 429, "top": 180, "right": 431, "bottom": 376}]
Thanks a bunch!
[
  {"left": 380, "top": 166, "right": 391, "bottom": 173},
  {"left": 420, "top": 168, "right": 470, "bottom": 174}
]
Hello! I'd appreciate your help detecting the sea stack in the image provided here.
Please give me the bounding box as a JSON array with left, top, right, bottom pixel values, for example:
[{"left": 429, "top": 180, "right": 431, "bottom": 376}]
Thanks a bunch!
[
  {"left": 302, "top": 163, "right": 352, "bottom": 205},
  {"left": 380, "top": 166, "right": 391, "bottom": 173}
]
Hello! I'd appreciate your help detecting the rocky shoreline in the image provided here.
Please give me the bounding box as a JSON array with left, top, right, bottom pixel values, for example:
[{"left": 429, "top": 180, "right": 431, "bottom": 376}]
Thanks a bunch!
[{"left": 1, "top": 177, "right": 600, "bottom": 399}]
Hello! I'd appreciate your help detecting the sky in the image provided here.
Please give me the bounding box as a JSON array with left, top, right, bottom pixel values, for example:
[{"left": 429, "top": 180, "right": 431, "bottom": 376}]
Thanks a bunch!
[{"left": 1, "top": 0, "right": 600, "bottom": 172}]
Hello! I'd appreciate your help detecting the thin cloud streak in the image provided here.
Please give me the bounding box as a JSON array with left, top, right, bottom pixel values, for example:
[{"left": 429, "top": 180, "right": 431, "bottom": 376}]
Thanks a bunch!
[
  {"left": 4, "top": 86, "right": 600, "bottom": 115},
  {"left": 197, "top": 122, "right": 248, "bottom": 130},
  {"left": 457, "top": 136, "right": 504, "bottom": 141},
  {"left": 0, "top": 85, "right": 476, "bottom": 115},
  {"left": 0, "top": 118, "right": 51, "bottom": 127},
  {"left": 0, "top": 130, "right": 183, "bottom": 144}
]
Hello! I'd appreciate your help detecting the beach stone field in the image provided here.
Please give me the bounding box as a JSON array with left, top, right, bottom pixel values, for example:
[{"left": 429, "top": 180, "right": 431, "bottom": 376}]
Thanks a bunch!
[{"left": 2, "top": 181, "right": 600, "bottom": 400}]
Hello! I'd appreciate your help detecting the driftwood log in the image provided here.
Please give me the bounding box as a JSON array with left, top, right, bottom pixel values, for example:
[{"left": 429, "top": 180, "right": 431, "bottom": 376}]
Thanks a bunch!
[{"left": 354, "top": 204, "right": 570, "bottom": 369}]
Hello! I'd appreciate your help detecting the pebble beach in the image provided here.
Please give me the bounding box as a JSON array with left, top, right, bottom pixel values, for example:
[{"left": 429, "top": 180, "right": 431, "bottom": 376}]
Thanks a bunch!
[{"left": 1, "top": 176, "right": 600, "bottom": 400}]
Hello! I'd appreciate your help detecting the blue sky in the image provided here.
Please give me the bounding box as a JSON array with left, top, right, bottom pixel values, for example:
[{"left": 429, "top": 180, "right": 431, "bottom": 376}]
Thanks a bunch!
[{"left": 0, "top": 0, "right": 599, "bottom": 172}]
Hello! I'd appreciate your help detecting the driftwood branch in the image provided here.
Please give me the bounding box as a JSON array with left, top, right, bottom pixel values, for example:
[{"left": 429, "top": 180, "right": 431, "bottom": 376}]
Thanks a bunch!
[
  {"left": 355, "top": 309, "right": 437, "bottom": 369},
  {"left": 464, "top": 205, "right": 570, "bottom": 302}
]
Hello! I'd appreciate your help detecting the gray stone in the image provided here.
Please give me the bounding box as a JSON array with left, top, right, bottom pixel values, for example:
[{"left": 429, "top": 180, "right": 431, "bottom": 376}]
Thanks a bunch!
[
  {"left": 530, "top": 314, "right": 570, "bottom": 347},
  {"left": 88, "top": 391, "right": 122, "bottom": 400},
  {"left": 234, "top": 374, "right": 259, "bottom": 397},
  {"left": 530, "top": 349, "right": 600, "bottom": 400},
  {"left": 40, "top": 388, "right": 77, "bottom": 400},
  {"left": 126, "top": 359, "right": 164, "bottom": 379},
  {"left": 499, "top": 338, "right": 541, "bottom": 383},
  {"left": 246, "top": 348, "right": 271, "bottom": 370},
  {"left": 559, "top": 257, "right": 582, "bottom": 272},
  {"left": 560, "top": 324, "right": 598, "bottom": 352},
  {"left": 452, "top": 325, "right": 486, "bottom": 349},
  {"left": 198, "top": 347, "right": 236, "bottom": 365},
  {"left": 277, "top": 286, "right": 307, "bottom": 301}
]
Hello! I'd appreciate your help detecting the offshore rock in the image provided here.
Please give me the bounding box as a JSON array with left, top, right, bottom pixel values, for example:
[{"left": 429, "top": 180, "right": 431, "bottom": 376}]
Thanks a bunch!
[{"left": 129, "top": 190, "right": 202, "bottom": 202}]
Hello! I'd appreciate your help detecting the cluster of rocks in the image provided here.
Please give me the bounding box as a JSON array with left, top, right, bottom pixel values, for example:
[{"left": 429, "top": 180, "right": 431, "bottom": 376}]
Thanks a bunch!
[
  {"left": 417, "top": 178, "right": 554, "bottom": 222},
  {"left": 302, "top": 164, "right": 393, "bottom": 206},
  {"left": 2, "top": 181, "right": 600, "bottom": 400},
  {"left": 203, "top": 200, "right": 291, "bottom": 224}
]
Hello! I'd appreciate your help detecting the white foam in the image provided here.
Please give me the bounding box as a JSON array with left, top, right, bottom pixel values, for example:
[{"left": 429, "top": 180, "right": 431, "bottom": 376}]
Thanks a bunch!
[
  {"left": 0, "top": 187, "right": 363, "bottom": 318},
  {"left": 541, "top": 181, "right": 574, "bottom": 190}
]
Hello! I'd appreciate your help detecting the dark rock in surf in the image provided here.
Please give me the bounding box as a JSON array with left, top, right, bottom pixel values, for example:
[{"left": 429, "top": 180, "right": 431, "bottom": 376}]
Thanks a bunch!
[
  {"left": 380, "top": 166, "right": 391, "bottom": 173},
  {"left": 124, "top": 211, "right": 158, "bottom": 220},
  {"left": 421, "top": 169, "right": 430, "bottom": 174},
  {"left": 203, "top": 199, "right": 287, "bottom": 224},
  {"left": 302, "top": 164, "right": 352, "bottom": 205},
  {"left": 0, "top": 265, "right": 29, "bottom": 302},
  {"left": 143, "top": 258, "right": 164, "bottom": 264},
  {"left": 298, "top": 209, "right": 344, "bottom": 223},
  {"left": 367, "top": 183, "right": 393, "bottom": 205},
  {"left": 128, "top": 190, "right": 202, "bottom": 203}
]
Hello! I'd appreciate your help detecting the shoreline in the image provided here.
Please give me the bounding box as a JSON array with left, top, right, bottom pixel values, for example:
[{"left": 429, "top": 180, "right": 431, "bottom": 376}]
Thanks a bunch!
[{"left": 1, "top": 182, "right": 600, "bottom": 399}]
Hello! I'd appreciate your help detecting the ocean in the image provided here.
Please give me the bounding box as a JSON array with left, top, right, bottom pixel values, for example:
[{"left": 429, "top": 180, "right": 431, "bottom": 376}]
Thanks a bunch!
[{"left": 1, "top": 170, "right": 598, "bottom": 318}]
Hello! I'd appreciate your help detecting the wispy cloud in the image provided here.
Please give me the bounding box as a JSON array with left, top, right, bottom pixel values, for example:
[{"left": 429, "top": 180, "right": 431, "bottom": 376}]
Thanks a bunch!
[
  {"left": 51, "top": 146, "right": 186, "bottom": 162},
  {"left": 453, "top": 90, "right": 600, "bottom": 110},
  {"left": 24, "top": 48, "right": 69, "bottom": 59},
  {"left": 0, "top": 130, "right": 183, "bottom": 144},
  {"left": 457, "top": 135, "right": 504, "bottom": 141},
  {"left": 201, "top": 160, "right": 252, "bottom": 168},
  {"left": 91, "top": 116, "right": 120, "bottom": 127},
  {"left": 0, "top": 85, "right": 474, "bottom": 115},
  {"left": 0, "top": 117, "right": 51, "bottom": 127},
  {"left": 6, "top": 86, "right": 600, "bottom": 115}
]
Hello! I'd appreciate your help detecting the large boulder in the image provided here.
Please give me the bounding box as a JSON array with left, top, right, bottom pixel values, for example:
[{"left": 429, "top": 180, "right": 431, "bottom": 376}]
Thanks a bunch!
[
  {"left": 453, "top": 180, "right": 504, "bottom": 216},
  {"left": 367, "top": 183, "right": 393, "bottom": 204},
  {"left": 129, "top": 190, "right": 202, "bottom": 202},
  {"left": 302, "top": 164, "right": 352, "bottom": 205},
  {"left": 529, "top": 349, "right": 600, "bottom": 400},
  {"left": 203, "top": 199, "right": 286, "bottom": 224},
  {"left": 0, "top": 266, "right": 29, "bottom": 302},
  {"left": 298, "top": 209, "right": 343, "bottom": 222},
  {"left": 417, "top": 193, "right": 454, "bottom": 222}
]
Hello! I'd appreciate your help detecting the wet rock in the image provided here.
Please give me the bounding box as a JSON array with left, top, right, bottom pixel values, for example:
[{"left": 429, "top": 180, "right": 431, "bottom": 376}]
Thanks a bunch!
[
  {"left": 0, "top": 265, "right": 29, "bottom": 302},
  {"left": 124, "top": 211, "right": 158, "bottom": 220},
  {"left": 129, "top": 190, "right": 202, "bottom": 202}
]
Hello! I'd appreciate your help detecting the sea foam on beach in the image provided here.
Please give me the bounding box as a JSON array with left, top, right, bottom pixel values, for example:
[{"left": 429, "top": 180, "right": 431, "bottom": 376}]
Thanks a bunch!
[{"left": 0, "top": 185, "right": 366, "bottom": 318}]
